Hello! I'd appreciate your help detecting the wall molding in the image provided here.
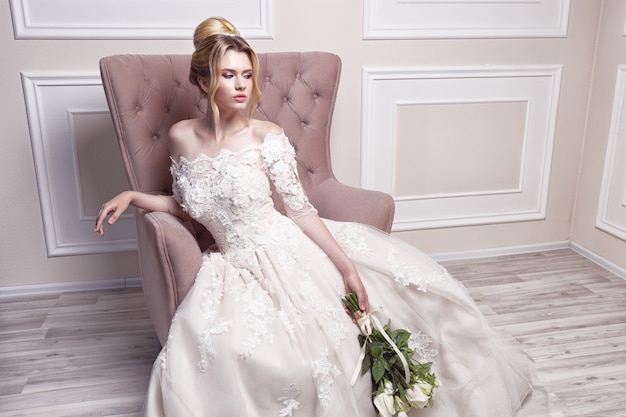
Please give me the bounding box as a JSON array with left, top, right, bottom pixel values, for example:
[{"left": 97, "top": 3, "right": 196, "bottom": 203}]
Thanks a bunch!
[
  {"left": 361, "top": 65, "right": 562, "bottom": 232},
  {"left": 434, "top": 240, "right": 626, "bottom": 281},
  {"left": 569, "top": 242, "right": 626, "bottom": 281},
  {"left": 363, "top": 0, "right": 570, "bottom": 39},
  {"left": 10, "top": 0, "right": 272, "bottom": 39},
  {"left": 0, "top": 277, "right": 142, "bottom": 298},
  {"left": 431, "top": 240, "right": 570, "bottom": 262},
  {"left": 21, "top": 73, "right": 137, "bottom": 257},
  {"left": 596, "top": 65, "right": 626, "bottom": 242},
  {"left": 2, "top": 240, "right": 622, "bottom": 298}
]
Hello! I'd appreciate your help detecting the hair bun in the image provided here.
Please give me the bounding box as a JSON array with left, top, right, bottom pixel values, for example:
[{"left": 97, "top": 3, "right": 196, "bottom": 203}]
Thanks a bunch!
[{"left": 193, "top": 17, "right": 240, "bottom": 48}]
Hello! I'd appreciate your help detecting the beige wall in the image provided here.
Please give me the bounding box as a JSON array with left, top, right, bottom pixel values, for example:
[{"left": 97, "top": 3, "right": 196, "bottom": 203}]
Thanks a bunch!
[
  {"left": 1, "top": 0, "right": 624, "bottom": 290},
  {"left": 571, "top": 0, "right": 626, "bottom": 270}
]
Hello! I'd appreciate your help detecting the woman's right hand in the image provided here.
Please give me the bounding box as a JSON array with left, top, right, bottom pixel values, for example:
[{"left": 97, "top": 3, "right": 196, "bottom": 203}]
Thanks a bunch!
[{"left": 94, "top": 191, "right": 133, "bottom": 236}]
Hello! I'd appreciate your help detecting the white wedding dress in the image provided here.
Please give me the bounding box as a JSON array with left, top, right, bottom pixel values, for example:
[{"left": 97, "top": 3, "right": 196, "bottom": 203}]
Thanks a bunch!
[{"left": 141, "top": 132, "right": 547, "bottom": 417}]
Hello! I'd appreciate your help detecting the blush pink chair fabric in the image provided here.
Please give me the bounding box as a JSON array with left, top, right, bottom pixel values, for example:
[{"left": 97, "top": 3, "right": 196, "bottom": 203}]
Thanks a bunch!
[{"left": 99, "top": 52, "right": 395, "bottom": 344}]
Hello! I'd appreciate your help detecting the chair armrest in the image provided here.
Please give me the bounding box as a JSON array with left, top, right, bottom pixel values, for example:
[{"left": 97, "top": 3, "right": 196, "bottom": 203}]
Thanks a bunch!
[
  {"left": 309, "top": 178, "right": 395, "bottom": 233},
  {"left": 135, "top": 209, "right": 203, "bottom": 345}
]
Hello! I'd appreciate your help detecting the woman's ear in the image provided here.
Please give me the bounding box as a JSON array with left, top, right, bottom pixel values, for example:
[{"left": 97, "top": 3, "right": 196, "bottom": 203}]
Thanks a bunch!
[{"left": 198, "top": 76, "right": 209, "bottom": 93}]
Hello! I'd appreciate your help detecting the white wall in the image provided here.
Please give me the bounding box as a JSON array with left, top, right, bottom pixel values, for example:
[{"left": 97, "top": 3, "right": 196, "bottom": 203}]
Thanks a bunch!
[{"left": 1, "top": 0, "right": 625, "bottom": 291}]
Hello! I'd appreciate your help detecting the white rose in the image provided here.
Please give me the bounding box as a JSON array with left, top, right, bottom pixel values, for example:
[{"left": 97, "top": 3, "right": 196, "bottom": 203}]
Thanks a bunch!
[
  {"left": 416, "top": 381, "right": 433, "bottom": 397},
  {"left": 373, "top": 382, "right": 396, "bottom": 417},
  {"left": 405, "top": 386, "right": 430, "bottom": 409},
  {"left": 396, "top": 396, "right": 411, "bottom": 413}
]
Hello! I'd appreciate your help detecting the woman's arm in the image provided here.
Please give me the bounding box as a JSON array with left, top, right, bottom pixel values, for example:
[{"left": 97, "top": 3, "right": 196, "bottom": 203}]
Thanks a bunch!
[
  {"left": 296, "top": 213, "right": 370, "bottom": 313},
  {"left": 94, "top": 190, "right": 186, "bottom": 236},
  {"left": 261, "top": 129, "right": 370, "bottom": 313}
]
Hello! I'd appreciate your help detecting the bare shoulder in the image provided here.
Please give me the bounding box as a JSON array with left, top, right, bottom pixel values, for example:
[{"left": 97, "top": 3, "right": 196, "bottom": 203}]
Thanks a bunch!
[
  {"left": 167, "top": 119, "right": 201, "bottom": 160},
  {"left": 168, "top": 119, "right": 196, "bottom": 142},
  {"left": 249, "top": 119, "right": 283, "bottom": 144}
]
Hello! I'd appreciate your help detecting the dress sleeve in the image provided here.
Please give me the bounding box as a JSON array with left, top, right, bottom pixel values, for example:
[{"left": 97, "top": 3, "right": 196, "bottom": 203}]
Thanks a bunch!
[
  {"left": 261, "top": 132, "right": 318, "bottom": 221},
  {"left": 169, "top": 158, "right": 188, "bottom": 214}
]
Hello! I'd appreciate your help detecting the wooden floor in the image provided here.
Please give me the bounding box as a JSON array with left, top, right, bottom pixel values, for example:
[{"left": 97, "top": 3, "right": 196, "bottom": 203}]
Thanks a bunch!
[{"left": 1, "top": 249, "right": 625, "bottom": 416}]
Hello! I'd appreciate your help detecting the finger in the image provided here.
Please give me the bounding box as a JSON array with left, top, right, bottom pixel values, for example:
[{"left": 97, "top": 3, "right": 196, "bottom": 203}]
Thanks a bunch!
[
  {"left": 358, "top": 290, "right": 370, "bottom": 313},
  {"left": 107, "top": 209, "right": 121, "bottom": 225},
  {"left": 94, "top": 205, "right": 115, "bottom": 235}
]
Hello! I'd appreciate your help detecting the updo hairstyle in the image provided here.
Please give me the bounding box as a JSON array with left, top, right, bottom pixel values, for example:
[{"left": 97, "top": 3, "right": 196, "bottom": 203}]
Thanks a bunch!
[
  {"left": 192, "top": 16, "right": 240, "bottom": 48},
  {"left": 190, "top": 17, "right": 261, "bottom": 125}
]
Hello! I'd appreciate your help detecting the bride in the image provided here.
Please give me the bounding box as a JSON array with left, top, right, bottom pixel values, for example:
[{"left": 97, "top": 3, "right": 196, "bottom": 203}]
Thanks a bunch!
[{"left": 95, "top": 16, "right": 548, "bottom": 417}]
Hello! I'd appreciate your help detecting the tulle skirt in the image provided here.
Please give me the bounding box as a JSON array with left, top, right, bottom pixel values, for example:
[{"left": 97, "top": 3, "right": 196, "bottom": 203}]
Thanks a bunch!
[{"left": 141, "top": 220, "right": 549, "bottom": 417}]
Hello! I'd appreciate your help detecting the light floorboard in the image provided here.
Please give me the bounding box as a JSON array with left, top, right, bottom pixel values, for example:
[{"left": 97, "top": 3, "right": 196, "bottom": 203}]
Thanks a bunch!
[{"left": 0, "top": 249, "right": 624, "bottom": 416}]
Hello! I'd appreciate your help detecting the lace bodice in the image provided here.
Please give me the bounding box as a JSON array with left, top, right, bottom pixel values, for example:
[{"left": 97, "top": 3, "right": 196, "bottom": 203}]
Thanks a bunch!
[{"left": 170, "top": 132, "right": 316, "bottom": 261}]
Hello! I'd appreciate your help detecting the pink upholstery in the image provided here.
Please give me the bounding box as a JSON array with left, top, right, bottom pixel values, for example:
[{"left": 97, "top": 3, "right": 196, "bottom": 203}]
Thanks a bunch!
[{"left": 100, "top": 52, "right": 395, "bottom": 344}]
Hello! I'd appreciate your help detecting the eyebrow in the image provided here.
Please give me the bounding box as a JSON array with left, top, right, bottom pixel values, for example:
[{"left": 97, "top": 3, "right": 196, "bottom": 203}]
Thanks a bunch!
[{"left": 221, "top": 67, "right": 253, "bottom": 72}]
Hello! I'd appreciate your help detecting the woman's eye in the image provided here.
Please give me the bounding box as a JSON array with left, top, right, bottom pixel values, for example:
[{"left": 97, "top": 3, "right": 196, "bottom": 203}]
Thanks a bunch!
[
  {"left": 222, "top": 73, "right": 233, "bottom": 79},
  {"left": 243, "top": 73, "right": 252, "bottom": 79}
]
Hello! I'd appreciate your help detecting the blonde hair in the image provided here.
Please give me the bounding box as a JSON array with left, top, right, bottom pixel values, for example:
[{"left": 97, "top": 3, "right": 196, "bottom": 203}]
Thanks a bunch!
[
  {"left": 190, "top": 17, "right": 261, "bottom": 126},
  {"left": 193, "top": 16, "right": 240, "bottom": 48}
]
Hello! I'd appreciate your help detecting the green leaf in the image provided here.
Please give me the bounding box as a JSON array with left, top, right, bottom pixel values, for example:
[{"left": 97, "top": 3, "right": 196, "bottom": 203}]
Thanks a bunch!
[
  {"left": 341, "top": 292, "right": 361, "bottom": 313},
  {"left": 393, "top": 329, "right": 410, "bottom": 347},
  {"left": 360, "top": 354, "right": 371, "bottom": 376},
  {"left": 372, "top": 359, "right": 386, "bottom": 383},
  {"left": 370, "top": 342, "right": 385, "bottom": 358}
]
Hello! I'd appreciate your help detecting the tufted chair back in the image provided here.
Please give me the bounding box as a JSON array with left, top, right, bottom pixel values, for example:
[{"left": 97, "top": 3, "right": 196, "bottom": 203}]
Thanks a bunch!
[{"left": 100, "top": 52, "right": 394, "bottom": 344}]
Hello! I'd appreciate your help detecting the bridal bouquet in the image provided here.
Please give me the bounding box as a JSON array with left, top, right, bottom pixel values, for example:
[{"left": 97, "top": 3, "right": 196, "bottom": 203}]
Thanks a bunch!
[{"left": 342, "top": 292, "right": 439, "bottom": 417}]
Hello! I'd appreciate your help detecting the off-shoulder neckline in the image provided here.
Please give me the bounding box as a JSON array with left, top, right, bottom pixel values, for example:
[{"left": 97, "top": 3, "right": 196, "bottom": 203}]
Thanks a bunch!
[{"left": 170, "top": 131, "right": 285, "bottom": 167}]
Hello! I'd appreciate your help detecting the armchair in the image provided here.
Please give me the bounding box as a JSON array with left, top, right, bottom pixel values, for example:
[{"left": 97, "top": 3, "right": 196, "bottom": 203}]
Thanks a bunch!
[{"left": 99, "top": 52, "right": 395, "bottom": 344}]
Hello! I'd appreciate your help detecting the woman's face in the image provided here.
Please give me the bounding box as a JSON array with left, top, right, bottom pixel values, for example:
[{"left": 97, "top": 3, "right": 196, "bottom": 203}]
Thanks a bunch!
[{"left": 213, "top": 49, "right": 253, "bottom": 113}]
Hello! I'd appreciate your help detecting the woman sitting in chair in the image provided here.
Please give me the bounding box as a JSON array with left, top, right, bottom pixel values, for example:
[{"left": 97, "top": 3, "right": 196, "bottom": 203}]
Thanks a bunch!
[{"left": 95, "top": 16, "right": 547, "bottom": 417}]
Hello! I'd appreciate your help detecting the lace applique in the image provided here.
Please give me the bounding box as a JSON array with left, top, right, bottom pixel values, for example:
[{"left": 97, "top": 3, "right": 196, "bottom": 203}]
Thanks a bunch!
[
  {"left": 158, "top": 310, "right": 178, "bottom": 370},
  {"left": 238, "top": 281, "right": 277, "bottom": 358},
  {"left": 278, "top": 383, "right": 301, "bottom": 417},
  {"left": 197, "top": 318, "right": 232, "bottom": 372},
  {"left": 170, "top": 158, "right": 212, "bottom": 220},
  {"left": 277, "top": 309, "right": 297, "bottom": 340},
  {"left": 324, "top": 221, "right": 373, "bottom": 258},
  {"left": 387, "top": 248, "right": 443, "bottom": 292},
  {"left": 262, "top": 133, "right": 316, "bottom": 215},
  {"left": 196, "top": 264, "right": 233, "bottom": 371},
  {"left": 311, "top": 349, "right": 340, "bottom": 408},
  {"left": 409, "top": 330, "right": 438, "bottom": 364},
  {"left": 297, "top": 279, "right": 347, "bottom": 350},
  {"left": 170, "top": 133, "right": 316, "bottom": 268},
  {"left": 199, "top": 265, "right": 225, "bottom": 317}
]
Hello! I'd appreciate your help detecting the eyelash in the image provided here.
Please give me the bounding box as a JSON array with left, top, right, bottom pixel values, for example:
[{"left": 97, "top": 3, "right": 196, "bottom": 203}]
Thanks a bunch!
[{"left": 222, "top": 73, "right": 252, "bottom": 79}]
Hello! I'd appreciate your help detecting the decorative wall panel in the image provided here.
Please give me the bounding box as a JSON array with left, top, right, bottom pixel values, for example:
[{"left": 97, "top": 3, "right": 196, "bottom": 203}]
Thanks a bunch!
[
  {"left": 10, "top": 0, "right": 272, "bottom": 39},
  {"left": 21, "top": 74, "right": 136, "bottom": 256},
  {"left": 363, "top": 0, "right": 570, "bottom": 39},
  {"left": 596, "top": 66, "right": 626, "bottom": 242},
  {"left": 361, "top": 65, "right": 562, "bottom": 231}
]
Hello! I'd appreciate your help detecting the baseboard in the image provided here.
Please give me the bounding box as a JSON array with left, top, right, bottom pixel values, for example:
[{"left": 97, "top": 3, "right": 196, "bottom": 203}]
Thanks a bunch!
[
  {"left": 0, "top": 277, "right": 143, "bottom": 298},
  {"left": 1, "top": 240, "right": 624, "bottom": 297},
  {"left": 569, "top": 241, "right": 626, "bottom": 280},
  {"left": 430, "top": 240, "right": 571, "bottom": 262},
  {"left": 431, "top": 240, "right": 626, "bottom": 280}
]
